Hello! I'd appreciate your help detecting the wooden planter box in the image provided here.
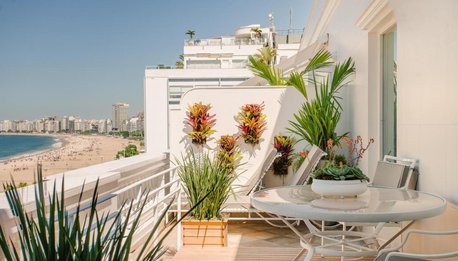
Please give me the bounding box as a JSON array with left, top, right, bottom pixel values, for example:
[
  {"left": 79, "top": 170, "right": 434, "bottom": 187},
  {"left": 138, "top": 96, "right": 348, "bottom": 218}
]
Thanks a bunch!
[{"left": 182, "top": 219, "right": 228, "bottom": 246}]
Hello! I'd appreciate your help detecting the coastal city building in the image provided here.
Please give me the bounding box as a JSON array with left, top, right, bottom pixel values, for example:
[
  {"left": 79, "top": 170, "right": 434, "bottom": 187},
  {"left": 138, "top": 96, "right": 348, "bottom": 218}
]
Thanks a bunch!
[{"left": 112, "top": 102, "right": 129, "bottom": 131}]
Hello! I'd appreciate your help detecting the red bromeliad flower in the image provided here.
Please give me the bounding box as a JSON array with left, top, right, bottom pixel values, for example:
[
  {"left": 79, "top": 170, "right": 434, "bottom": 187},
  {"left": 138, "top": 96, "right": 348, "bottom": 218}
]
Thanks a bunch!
[
  {"left": 185, "top": 102, "right": 216, "bottom": 144},
  {"left": 236, "top": 102, "right": 267, "bottom": 145}
]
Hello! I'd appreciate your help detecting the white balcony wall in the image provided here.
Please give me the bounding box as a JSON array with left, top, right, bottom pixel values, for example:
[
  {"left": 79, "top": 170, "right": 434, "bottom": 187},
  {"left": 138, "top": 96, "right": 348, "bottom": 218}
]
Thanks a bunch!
[
  {"left": 392, "top": 0, "right": 458, "bottom": 204},
  {"left": 170, "top": 86, "right": 305, "bottom": 193},
  {"left": 301, "top": 0, "right": 458, "bottom": 204}
]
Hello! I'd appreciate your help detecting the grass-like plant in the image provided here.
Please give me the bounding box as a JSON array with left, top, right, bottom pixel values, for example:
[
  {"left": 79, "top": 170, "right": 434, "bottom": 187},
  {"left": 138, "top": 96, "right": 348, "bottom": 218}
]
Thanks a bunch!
[
  {"left": 185, "top": 102, "right": 216, "bottom": 145},
  {"left": 216, "top": 135, "right": 242, "bottom": 174},
  {"left": 176, "top": 151, "right": 235, "bottom": 220},
  {"left": 236, "top": 103, "right": 267, "bottom": 145},
  {"left": 272, "top": 135, "right": 295, "bottom": 175},
  {"left": 0, "top": 165, "right": 206, "bottom": 261}
]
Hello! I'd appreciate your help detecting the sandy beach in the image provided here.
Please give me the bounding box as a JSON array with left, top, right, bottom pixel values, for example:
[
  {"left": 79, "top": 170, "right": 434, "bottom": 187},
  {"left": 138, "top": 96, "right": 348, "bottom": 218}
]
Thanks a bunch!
[{"left": 0, "top": 135, "right": 141, "bottom": 189}]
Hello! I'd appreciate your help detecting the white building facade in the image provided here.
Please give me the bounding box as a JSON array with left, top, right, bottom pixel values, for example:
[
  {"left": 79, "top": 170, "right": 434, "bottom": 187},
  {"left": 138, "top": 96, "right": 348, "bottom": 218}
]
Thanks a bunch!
[{"left": 144, "top": 23, "right": 302, "bottom": 154}]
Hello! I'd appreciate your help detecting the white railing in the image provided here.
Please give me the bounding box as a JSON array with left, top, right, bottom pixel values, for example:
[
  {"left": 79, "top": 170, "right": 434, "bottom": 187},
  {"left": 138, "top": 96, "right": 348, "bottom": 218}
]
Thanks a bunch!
[
  {"left": 1, "top": 155, "right": 182, "bottom": 257},
  {"left": 108, "top": 166, "right": 181, "bottom": 249}
]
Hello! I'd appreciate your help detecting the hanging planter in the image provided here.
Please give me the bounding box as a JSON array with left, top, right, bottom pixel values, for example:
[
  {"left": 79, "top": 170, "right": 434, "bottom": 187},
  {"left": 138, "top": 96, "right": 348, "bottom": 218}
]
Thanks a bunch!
[
  {"left": 236, "top": 102, "right": 267, "bottom": 145},
  {"left": 185, "top": 102, "right": 216, "bottom": 145},
  {"left": 216, "top": 135, "right": 242, "bottom": 174},
  {"left": 272, "top": 135, "right": 295, "bottom": 176}
]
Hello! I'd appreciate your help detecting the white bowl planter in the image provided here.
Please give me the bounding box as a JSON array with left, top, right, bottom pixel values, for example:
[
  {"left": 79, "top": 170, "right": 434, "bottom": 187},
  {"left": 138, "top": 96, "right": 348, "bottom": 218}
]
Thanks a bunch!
[{"left": 311, "top": 179, "right": 368, "bottom": 197}]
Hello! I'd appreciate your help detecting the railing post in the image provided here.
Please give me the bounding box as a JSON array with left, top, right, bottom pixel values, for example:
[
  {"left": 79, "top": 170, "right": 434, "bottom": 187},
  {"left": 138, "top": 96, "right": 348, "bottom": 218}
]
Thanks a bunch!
[{"left": 176, "top": 185, "right": 182, "bottom": 250}]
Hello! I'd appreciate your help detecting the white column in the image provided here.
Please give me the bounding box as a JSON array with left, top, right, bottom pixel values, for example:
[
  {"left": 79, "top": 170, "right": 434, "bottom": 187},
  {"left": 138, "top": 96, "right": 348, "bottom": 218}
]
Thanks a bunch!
[{"left": 144, "top": 76, "right": 169, "bottom": 155}]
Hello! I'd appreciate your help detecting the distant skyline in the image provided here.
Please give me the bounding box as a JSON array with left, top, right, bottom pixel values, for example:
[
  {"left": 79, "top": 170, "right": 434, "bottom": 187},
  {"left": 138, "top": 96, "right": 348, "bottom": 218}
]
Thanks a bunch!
[{"left": 0, "top": 0, "right": 310, "bottom": 120}]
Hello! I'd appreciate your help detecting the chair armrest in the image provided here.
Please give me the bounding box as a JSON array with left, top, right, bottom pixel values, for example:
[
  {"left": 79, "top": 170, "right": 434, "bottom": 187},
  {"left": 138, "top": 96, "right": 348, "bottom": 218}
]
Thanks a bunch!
[
  {"left": 386, "top": 250, "right": 458, "bottom": 260},
  {"left": 377, "top": 229, "right": 458, "bottom": 260}
]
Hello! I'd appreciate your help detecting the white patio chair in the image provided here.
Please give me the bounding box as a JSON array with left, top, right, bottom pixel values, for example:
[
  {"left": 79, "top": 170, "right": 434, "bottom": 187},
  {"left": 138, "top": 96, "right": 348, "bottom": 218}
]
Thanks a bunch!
[
  {"left": 371, "top": 155, "right": 418, "bottom": 190},
  {"left": 375, "top": 229, "right": 458, "bottom": 260},
  {"left": 339, "top": 156, "right": 419, "bottom": 247}
]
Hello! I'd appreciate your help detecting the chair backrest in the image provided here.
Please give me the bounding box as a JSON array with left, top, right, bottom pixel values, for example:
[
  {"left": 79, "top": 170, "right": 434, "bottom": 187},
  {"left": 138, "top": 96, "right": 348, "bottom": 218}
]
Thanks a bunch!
[
  {"left": 246, "top": 148, "right": 279, "bottom": 195},
  {"left": 372, "top": 156, "right": 418, "bottom": 189},
  {"left": 287, "top": 145, "right": 326, "bottom": 186}
]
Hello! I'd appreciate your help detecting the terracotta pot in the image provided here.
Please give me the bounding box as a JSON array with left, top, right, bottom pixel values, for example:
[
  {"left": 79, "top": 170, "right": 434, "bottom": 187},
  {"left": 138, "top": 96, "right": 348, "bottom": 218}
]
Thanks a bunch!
[{"left": 182, "top": 219, "right": 228, "bottom": 246}]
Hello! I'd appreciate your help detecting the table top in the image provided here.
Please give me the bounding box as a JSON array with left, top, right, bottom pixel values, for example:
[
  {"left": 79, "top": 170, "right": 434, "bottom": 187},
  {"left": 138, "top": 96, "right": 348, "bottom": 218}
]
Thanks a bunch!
[{"left": 251, "top": 186, "right": 446, "bottom": 222}]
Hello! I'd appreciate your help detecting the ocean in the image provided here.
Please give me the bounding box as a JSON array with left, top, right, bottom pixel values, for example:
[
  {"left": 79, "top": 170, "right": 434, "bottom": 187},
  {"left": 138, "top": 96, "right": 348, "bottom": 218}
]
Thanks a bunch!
[{"left": 0, "top": 135, "right": 58, "bottom": 161}]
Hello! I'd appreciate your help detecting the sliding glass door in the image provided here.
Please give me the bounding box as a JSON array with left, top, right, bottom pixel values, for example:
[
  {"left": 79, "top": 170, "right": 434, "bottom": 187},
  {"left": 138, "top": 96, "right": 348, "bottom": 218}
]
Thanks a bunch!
[{"left": 382, "top": 26, "right": 397, "bottom": 156}]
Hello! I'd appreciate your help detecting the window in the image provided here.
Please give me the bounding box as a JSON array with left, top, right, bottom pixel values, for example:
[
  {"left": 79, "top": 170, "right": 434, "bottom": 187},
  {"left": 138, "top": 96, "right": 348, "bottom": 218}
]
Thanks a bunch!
[{"left": 382, "top": 26, "right": 397, "bottom": 156}]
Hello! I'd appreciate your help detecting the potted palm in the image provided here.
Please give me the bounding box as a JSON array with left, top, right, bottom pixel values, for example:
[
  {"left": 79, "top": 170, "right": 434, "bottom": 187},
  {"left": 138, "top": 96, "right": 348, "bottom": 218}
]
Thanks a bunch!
[
  {"left": 177, "top": 150, "right": 237, "bottom": 246},
  {"left": 310, "top": 137, "right": 374, "bottom": 197}
]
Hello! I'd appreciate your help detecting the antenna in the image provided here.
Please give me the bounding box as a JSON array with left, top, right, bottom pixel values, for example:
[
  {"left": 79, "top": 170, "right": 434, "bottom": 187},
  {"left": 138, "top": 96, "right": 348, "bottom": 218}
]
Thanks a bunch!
[{"left": 289, "top": 8, "right": 293, "bottom": 33}]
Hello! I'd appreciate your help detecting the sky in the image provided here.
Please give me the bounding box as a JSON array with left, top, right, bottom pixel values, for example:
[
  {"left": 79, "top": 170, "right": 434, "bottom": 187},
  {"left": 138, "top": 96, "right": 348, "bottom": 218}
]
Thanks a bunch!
[{"left": 0, "top": 0, "right": 310, "bottom": 120}]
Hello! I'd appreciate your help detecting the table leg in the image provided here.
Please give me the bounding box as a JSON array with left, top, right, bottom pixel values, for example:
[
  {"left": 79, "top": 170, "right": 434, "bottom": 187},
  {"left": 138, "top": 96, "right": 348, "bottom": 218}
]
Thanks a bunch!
[{"left": 378, "top": 220, "right": 415, "bottom": 251}]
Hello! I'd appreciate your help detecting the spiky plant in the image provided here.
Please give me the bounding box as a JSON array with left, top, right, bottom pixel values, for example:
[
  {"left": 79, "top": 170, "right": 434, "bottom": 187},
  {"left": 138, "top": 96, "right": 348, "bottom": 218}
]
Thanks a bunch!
[
  {"left": 185, "top": 102, "right": 216, "bottom": 145},
  {"left": 236, "top": 103, "right": 267, "bottom": 145},
  {"left": 0, "top": 165, "right": 207, "bottom": 261},
  {"left": 176, "top": 151, "right": 235, "bottom": 220}
]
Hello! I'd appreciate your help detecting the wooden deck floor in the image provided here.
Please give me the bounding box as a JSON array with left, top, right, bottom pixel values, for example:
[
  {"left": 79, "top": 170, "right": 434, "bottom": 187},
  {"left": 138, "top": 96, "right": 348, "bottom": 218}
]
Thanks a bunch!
[{"left": 162, "top": 221, "right": 375, "bottom": 261}]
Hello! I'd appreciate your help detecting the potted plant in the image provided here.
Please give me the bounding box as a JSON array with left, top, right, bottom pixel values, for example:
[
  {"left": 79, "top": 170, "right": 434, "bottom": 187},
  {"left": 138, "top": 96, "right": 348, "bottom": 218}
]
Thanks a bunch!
[
  {"left": 177, "top": 150, "right": 236, "bottom": 246},
  {"left": 236, "top": 102, "right": 267, "bottom": 145},
  {"left": 185, "top": 102, "right": 216, "bottom": 145},
  {"left": 271, "top": 135, "right": 295, "bottom": 185},
  {"left": 310, "top": 137, "right": 374, "bottom": 197}
]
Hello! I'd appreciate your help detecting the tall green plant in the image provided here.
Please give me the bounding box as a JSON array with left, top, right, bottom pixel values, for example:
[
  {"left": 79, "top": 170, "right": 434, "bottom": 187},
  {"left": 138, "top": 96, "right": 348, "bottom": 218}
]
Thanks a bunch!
[
  {"left": 247, "top": 48, "right": 355, "bottom": 152},
  {"left": 176, "top": 151, "right": 235, "bottom": 220},
  {"left": 0, "top": 165, "right": 204, "bottom": 261}
]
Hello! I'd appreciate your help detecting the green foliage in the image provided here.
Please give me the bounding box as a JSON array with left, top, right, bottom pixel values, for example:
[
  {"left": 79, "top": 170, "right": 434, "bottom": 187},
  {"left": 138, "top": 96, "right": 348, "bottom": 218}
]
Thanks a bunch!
[
  {"left": 185, "top": 102, "right": 216, "bottom": 145},
  {"left": 247, "top": 47, "right": 354, "bottom": 153},
  {"left": 0, "top": 165, "right": 202, "bottom": 261},
  {"left": 116, "top": 144, "right": 139, "bottom": 159},
  {"left": 185, "top": 30, "right": 195, "bottom": 39},
  {"left": 311, "top": 164, "right": 369, "bottom": 182},
  {"left": 287, "top": 50, "right": 354, "bottom": 152},
  {"left": 176, "top": 151, "right": 235, "bottom": 220},
  {"left": 248, "top": 56, "right": 286, "bottom": 86},
  {"left": 236, "top": 103, "right": 267, "bottom": 145},
  {"left": 334, "top": 154, "right": 347, "bottom": 166}
]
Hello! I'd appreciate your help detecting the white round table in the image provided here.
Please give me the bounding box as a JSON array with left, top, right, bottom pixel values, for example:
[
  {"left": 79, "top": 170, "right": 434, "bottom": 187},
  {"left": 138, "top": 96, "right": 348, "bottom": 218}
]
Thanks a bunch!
[{"left": 251, "top": 185, "right": 446, "bottom": 260}]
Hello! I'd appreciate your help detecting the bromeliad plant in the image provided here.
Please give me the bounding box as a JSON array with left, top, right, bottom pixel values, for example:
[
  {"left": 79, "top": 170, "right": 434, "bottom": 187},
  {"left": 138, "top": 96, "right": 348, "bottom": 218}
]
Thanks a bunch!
[
  {"left": 236, "top": 103, "right": 267, "bottom": 145},
  {"left": 216, "top": 135, "right": 242, "bottom": 174},
  {"left": 177, "top": 151, "right": 235, "bottom": 220},
  {"left": 185, "top": 102, "right": 216, "bottom": 145},
  {"left": 0, "top": 164, "right": 207, "bottom": 261},
  {"left": 310, "top": 137, "right": 373, "bottom": 182},
  {"left": 272, "top": 135, "right": 295, "bottom": 175}
]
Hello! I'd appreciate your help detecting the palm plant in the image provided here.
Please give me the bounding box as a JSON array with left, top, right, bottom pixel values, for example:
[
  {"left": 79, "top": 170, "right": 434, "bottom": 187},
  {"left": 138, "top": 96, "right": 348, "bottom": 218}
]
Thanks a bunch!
[
  {"left": 247, "top": 48, "right": 355, "bottom": 153},
  {"left": 0, "top": 165, "right": 207, "bottom": 261},
  {"left": 185, "top": 30, "right": 195, "bottom": 40},
  {"left": 250, "top": 27, "right": 262, "bottom": 39}
]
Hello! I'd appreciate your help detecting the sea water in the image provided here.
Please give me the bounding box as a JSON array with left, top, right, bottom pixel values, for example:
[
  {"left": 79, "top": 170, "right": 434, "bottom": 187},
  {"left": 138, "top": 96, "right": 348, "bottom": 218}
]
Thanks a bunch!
[{"left": 0, "top": 135, "right": 57, "bottom": 161}]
